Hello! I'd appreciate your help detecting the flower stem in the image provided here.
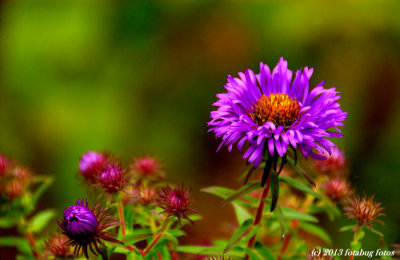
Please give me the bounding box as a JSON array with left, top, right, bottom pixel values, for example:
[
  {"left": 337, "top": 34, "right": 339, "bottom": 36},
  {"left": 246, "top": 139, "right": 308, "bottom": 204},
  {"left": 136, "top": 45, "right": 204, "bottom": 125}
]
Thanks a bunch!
[
  {"left": 141, "top": 217, "right": 171, "bottom": 256},
  {"left": 117, "top": 200, "right": 136, "bottom": 252},
  {"left": 245, "top": 175, "right": 271, "bottom": 260},
  {"left": 349, "top": 227, "right": 362, "bottom": 260},
  {"left": 26, "top": 231, "right": 40, "bottom": 259},
  {"left": 118, "top": 201, "right": 126, "bottom": 235},
  {"left": 142, "top": 233, "right": 162, "bottom": 256}
]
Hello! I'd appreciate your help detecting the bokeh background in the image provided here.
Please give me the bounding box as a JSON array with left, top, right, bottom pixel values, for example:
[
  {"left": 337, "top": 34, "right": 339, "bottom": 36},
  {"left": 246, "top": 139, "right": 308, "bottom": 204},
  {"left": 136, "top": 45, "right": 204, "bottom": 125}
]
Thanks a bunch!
[{"left": 1, "top": 0, "right": 400, "bottom": 257}]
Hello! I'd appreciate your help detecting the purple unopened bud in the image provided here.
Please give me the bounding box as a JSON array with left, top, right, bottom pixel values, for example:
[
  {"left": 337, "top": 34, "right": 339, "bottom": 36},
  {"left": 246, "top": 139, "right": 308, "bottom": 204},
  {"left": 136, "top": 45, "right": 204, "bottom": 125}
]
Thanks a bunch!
[
  {"left": 57, "top": 199, "right": 122, "bottom": 258},
  {"left": 79, "top": 152, "right": 107, "bottom": 183},
  {"left": 58, "top": 200, "right": 97, "bottom": 239}
]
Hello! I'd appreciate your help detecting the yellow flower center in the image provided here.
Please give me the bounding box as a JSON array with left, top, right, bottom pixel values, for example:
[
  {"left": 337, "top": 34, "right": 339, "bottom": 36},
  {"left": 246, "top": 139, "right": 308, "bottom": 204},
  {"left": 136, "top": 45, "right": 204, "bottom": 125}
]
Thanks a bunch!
[{"left": 249, "top": 93, "right": 300, "bottom": 127}]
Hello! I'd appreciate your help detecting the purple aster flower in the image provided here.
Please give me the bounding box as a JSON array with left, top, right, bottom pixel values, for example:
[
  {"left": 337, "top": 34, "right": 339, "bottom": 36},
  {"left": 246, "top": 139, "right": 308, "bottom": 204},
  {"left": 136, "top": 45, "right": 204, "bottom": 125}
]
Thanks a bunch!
[
  {"left": 208, "top": 57, "right": 347, "bottom": 186},
  {"left": 58, "top": 199, "right": 122, "bottom": 258},
  {"left": 79, "top": 151, "right": 108, "bottom": 183}
]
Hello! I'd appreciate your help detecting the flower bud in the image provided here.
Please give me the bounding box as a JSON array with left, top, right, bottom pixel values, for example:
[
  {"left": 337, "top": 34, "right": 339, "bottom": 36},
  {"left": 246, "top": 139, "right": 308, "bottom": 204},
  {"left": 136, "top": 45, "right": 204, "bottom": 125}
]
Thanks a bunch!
[
  {"left": 343, "top": 195, "right": 385, "bottom": 230},
  {"left": 314, "top": 147, "right": 346, "bottom": 177},
  {"left": 79, "top": 151, "right": 108, "bottom": 183},
  {"left": 158, "top": 184, "right": 194, "bottom": 225},
  {"left": 58, "top": 199, "right": 122, "bottom": 258},
  {"left": 325, "top": 178, "right": 351, "bottom": 202},
  {"left": 133, "top": 156, "right": 163, "bottom": 178},
  {"left": 99, "top": 165, "right": 126, "bottom": 194}
]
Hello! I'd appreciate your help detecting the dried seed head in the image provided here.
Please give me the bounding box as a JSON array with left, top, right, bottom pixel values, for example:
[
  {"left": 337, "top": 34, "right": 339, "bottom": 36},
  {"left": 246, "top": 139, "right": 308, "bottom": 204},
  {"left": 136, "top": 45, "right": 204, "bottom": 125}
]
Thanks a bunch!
[
  {"left": 343, "top": 194, "right": 385, "bottom": 230},
  {"left": 45, "top": 232, "right": 74, "bottom": 258},
  {"left": 325, "top": 178, "right": 351, "bottom": 202}
]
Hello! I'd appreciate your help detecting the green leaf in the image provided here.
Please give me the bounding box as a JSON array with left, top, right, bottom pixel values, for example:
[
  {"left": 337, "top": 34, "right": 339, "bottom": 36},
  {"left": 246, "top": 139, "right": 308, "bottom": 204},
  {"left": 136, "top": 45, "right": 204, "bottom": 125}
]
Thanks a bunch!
[
  {"left": 29, "top": 209, "right": 56, "bottom": 233},
  {"left": 0, "top": 237, "right": 32, "bottom": 255},
  {"left": 160, "top": 245, "right": 172, "bottom": 260},
  {"left": 0, "top": 216, "right": 19, "bottom": 228},
  {"left": 299, "top": 222, "right": 332, "bottom": 245},
  {"left": 351, "top": 241, "right": 362, "bottom": 251},
  {"left": 124, "top": 204, "right": 134, "bottom": 233},
  {"left": 186, "top": 214, "right": 202, "bottom": 222},
  {"left": 339, "top": 225, "right": 355, "bottom": 233},
  {"left": 274, "top": 206, "right": 286, "bottom": 240},
  {"left": 222, "top": 181, "right": 259, "bottom": 206},
  {"left": 145, "top": 238, "right": 169, "bottom": 259},
  {"left": 224, "top": 218, "right": 253, "bottom": 254},
  {"left": 168, "top": 229, "right": 186, "bottom": 238},
  {"left": 254, "top": 242, "right": 277, "bottom": 260},
  {"left": 279, "top": 175, "right": 320, "bottom": 199},
  {"left": 174, "top": 245, "right": 225, "bottom": 256},
  {"left": 245, "top": 247, "right": 262, "bottom": 260},
  {"left": 232, "top": 202, "right": 252, "bottom": 225},
  {"left": 202, "top": 186, "right": 258, "bottom": 208},
  {"left": 371, "top": 228, "right": 384, "bottom": 238},
  {"left": 163, "top": 232, "right": 179, "bottom": 247},
  {"left": 278, "top": 206, "right": 318, "bottom": 223},
  {"left": 123, "top": 232, "right": 153, "bottom": 245}
]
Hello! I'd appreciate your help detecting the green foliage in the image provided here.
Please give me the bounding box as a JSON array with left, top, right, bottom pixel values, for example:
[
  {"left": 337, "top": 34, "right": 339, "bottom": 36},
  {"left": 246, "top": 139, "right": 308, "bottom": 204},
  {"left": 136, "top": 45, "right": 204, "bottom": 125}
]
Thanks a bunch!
[
  {"left": 224, "top": 218, "right": 253, "bottom": 253},
  {"left": 29, "top": 209, "right": 56, "bottom": 233},
  {"left": 279, "top": 175, "right": 320, "bottom": 199}
]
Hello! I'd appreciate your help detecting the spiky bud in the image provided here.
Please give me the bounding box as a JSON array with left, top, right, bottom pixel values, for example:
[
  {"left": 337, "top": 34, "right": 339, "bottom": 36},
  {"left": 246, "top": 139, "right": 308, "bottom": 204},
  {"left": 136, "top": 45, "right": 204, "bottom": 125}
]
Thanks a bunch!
[
  {"left": 325, "top": 178, "right": 351, "bottom": 202},
  {"left": 130, "top": 186, "right": 157, "bottom": 205},
  {"left": 158, "top": 184, "right": 194, "bottom": 225},
  {"left": 343, "top": 195, "right": 385, "bottom": 231},
  {"left": 99, "top": 165, "right": 126, "bottom": 194},
  {"left": 133, "top": 156, "right": 163, "bottom": 178}
]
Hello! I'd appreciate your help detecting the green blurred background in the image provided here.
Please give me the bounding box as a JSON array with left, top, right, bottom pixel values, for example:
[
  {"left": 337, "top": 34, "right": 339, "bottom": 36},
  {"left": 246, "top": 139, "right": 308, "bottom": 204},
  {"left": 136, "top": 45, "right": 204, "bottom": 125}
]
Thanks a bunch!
[{"left": 1, "top": 0, "right": 400, "bottom": 256}]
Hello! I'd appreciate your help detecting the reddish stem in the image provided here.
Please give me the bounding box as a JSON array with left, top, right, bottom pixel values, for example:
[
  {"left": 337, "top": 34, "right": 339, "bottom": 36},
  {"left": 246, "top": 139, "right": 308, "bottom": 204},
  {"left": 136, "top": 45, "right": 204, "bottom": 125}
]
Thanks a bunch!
[
  {"left": 280, "top": 233, "right": 292, "bottom": 254},
  {"left": 157, "top": 251, "right": 163, "bottom": 260},
  {"left": 118, "top": 201, "right": 136, "bottom": 252},
  {"left": 26, "top": 232, "right": 40, "bottom": 259},
  {"left": 142, "top": 233, "right": 162, "bottom": 256},
  {"left": 245, "top": 175, "right": 271, "bottom": 260},
  {"left": 171, "top": 250, "right": 179, "bottom": 260},
  {"left": 349, "top": 254, "right": 354, "bottom": 260},
  {"left": 118, "top": 202, "right": 126, "bottom": 235}
]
